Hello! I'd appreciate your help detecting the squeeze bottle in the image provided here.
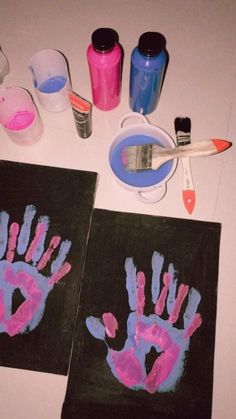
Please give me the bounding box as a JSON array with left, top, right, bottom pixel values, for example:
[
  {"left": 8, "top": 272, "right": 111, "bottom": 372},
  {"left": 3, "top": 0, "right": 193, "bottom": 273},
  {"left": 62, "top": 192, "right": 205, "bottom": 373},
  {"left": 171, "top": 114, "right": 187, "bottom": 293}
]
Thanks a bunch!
[
  {"left": 87, "top": 28, "right": 122, "bottom": 110},
  {"left": 129, "top": 32, "right": 167, "bottom": 114}
]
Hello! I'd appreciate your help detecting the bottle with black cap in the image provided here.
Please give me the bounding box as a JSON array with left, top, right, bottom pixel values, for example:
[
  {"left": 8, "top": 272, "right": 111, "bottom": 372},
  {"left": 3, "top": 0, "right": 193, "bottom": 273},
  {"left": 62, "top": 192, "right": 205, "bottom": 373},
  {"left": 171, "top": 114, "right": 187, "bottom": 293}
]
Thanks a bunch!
[
  {"left": 87, "top": 28, "right": 122, "bottom": 111},
  {"left": 129, "top": 32, "right": 167, "bottom": 114}
]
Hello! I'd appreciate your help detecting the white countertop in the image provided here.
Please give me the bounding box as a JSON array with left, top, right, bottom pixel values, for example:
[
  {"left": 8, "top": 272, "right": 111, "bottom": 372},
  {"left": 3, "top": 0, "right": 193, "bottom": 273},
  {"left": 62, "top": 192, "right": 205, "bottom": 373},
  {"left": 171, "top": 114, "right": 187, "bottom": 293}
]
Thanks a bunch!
[{"left": 0, "top": 1, "right": 235, "bottom": 418}]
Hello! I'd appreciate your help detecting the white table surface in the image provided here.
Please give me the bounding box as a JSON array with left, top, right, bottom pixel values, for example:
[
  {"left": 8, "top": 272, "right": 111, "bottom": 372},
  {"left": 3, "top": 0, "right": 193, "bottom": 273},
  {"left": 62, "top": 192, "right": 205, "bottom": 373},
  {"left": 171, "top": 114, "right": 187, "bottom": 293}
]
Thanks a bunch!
[{"left": 0, "top": 1, "right": 236, "bottom": 418}]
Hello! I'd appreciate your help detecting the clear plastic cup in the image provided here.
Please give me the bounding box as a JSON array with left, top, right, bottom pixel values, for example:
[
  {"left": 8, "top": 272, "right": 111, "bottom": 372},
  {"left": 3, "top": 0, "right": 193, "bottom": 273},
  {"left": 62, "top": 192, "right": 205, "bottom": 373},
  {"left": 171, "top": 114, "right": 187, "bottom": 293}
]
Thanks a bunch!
[
  {"left": 0, "top": 86, "right": 43, "bottom": 145},
  {"left": 0, "top": 48, "right": 10, "bottom": 84},
  {"left": 28, "top": 49, "right": 71, "bottom": 112}
]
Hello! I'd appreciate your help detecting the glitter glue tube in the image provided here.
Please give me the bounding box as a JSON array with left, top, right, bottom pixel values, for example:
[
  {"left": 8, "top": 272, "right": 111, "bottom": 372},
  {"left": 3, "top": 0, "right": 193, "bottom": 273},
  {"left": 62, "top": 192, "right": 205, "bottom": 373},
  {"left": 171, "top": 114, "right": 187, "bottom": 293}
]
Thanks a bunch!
[{"left": 68, "top": 90, "right": 92, "bottom": 138}]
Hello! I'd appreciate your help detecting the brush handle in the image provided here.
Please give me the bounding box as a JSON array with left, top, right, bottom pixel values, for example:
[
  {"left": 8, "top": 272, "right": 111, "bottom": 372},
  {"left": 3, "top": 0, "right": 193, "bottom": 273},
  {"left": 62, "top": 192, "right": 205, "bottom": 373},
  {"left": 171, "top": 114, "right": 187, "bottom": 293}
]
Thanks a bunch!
[
  {"left": 151, "top": 139, "right": 230, "bottom": 170},
  {"left": 180, "top": 157, "right": 195, "bottom": 214},
  {"left": 181, "top": 157, "right": 194, "bottom": 189}
]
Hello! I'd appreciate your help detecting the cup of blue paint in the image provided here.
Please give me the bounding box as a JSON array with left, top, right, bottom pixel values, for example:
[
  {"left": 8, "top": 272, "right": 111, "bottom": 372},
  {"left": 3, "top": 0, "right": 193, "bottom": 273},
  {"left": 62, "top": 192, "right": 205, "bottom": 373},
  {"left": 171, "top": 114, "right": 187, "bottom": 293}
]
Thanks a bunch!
[
  {"left": 28, "top": 49, "right": 71, "bottom": 112},
  {"left": 109, "top": 113, "right": 177, "bottom": 203}
]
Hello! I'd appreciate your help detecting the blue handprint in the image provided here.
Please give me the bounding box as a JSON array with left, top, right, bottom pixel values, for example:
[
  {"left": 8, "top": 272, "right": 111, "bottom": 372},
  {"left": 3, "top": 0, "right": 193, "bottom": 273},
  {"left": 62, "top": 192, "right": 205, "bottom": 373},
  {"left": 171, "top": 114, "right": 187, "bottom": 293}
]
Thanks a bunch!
[
  {"left": 0, "top": 205, "right": 72, "bottom": 336},
  {"left": 86, "top": 251, "right": 202, "bottom": 394}
]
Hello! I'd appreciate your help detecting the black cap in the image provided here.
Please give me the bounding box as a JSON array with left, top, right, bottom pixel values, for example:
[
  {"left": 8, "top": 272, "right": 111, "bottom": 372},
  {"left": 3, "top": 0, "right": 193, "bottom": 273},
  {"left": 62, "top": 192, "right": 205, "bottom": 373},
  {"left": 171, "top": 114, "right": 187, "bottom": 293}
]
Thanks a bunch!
[
  {"left": 91, "top": 28, "right": 119, "bottom": 52},
  {"left": 138, "top": 32, "right": 166, "bottom": 57}
]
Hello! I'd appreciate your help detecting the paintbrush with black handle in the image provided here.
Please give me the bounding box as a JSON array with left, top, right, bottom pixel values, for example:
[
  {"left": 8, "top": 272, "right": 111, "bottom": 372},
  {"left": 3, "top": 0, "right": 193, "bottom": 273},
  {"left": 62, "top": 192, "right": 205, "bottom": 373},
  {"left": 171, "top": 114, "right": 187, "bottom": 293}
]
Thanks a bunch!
[{"left": 174, "top": 117, "right": 195, "bottom": 214}]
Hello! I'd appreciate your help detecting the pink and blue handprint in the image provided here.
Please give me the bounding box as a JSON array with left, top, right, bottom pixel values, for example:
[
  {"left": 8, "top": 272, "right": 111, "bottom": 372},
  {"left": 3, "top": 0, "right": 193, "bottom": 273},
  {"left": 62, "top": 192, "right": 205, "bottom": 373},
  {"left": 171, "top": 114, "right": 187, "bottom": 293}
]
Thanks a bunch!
[
  {"left": 86, "top": 251, "right": 202, "bottom": 394},
  {"left": 0, "top": 205, "right": 72, "bottom": 336}
]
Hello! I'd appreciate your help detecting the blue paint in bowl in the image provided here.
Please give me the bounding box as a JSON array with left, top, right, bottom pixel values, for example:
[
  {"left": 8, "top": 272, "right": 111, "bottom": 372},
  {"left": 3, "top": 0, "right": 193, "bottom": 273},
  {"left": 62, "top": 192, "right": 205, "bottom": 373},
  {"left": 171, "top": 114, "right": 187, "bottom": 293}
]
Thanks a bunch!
[
  {"left": 37, "top": 75, "right": 67, "bottom": 93},
  {"left": 109, "top": 134, "right": 173, "bottom": 188}
]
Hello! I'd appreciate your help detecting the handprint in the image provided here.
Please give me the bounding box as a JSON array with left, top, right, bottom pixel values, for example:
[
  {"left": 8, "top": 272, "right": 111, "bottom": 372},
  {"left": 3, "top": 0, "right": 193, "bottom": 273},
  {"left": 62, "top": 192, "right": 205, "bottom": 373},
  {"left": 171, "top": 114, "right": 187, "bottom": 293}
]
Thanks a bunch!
[
  {"left": 0, "top": 205, "right": 72, "bottom": 336},
  {"left": 86, "top": 252, "right": 202, "bottom": 394}
]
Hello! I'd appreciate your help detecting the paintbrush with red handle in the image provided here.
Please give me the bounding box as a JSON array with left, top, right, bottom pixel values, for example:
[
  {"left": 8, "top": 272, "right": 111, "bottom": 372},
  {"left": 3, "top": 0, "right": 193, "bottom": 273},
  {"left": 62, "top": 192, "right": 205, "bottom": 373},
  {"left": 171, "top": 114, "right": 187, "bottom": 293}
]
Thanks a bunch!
[{"left": 175, "top": 117, "right": 195, "bottom": 214}]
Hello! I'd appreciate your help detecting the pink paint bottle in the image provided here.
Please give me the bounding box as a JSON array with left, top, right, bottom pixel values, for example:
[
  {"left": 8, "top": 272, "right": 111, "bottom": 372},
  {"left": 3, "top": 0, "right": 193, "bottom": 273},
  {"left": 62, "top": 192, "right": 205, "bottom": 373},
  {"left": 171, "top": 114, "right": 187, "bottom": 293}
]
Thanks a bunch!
[{"left": 87, "top": 28, "right": 122, "bottom": 111}]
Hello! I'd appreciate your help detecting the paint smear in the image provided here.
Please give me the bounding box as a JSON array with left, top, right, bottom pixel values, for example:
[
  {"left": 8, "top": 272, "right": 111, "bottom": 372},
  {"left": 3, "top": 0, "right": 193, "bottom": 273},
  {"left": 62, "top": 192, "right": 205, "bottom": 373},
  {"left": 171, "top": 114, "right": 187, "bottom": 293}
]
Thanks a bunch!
[
  {"left": 86, "top": 252, "right": 203, "bottom": 394},
  {"left": 105, "top": 312, "right": 190, "bottom": 393},
  {"left": 136, "top": 321, "right": 172, "bottom": 350},
  {"left": 3, "top": 265, "right": 43, "bottom": 336},
  {"left": 145, "top": 342, "right": 180, "bottom": 393},
  {"left": 0, "top": 206, "right": 72, "bottom": 336},
  {"left": 111, "top": 347, "right": 144, "bottom": 387}
]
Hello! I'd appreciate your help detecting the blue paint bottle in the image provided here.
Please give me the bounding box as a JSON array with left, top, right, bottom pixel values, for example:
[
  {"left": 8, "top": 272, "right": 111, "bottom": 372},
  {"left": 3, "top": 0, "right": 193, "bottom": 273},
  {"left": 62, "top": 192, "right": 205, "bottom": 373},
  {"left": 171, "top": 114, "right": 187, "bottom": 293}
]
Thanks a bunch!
[{"left": 129, "top": 32, "right": 167, "bottom": 115}]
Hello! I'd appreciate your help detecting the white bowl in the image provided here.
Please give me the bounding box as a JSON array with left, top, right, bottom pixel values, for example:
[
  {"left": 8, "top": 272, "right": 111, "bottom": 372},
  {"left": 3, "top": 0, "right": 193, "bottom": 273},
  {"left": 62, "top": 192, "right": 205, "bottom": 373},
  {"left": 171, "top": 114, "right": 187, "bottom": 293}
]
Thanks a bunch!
[{"left": 109, "top": 112, "right": 177, "bottom": 203}]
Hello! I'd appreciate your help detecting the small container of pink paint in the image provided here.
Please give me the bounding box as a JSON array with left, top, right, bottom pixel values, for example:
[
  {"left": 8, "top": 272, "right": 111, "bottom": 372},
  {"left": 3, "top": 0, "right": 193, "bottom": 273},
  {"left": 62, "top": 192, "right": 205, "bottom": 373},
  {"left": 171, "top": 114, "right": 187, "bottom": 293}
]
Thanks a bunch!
[
  {"left": 0, "top": 86, "right": 43, "bottom": 145},
  {"left": 28, "top": 49, "right": 71, "bottom": 112}
]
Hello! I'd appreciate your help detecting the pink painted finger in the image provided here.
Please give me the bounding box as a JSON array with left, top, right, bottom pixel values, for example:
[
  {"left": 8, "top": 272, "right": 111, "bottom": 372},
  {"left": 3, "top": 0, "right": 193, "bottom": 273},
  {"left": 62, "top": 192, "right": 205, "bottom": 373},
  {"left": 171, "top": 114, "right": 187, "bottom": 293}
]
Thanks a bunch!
[
  {"left": 155, "top": 272, "right": 171, "bottom": 316},
  {"left": 49, "top": 261, "right": 71, "bottom": 285},
  {"left": 184, "top": 313, "right": 202, "bottom": 338},
  {"left": 25, "top": 218, "right": 49, "bottom": 263},
  {"left": 6, "top": 222, "right": 19, "bottom": 262},
  {"left": 168, "top": 284, "right": 189, "bottom": 324},
  {"left": 136, "top": 271, "right": 145, "bottom": 316},
  {"left": 102, "top": 312, "right": 118, "bottom": 338},
  {"left": 37, "top": 235, "right": 61, "bottom": 270}
]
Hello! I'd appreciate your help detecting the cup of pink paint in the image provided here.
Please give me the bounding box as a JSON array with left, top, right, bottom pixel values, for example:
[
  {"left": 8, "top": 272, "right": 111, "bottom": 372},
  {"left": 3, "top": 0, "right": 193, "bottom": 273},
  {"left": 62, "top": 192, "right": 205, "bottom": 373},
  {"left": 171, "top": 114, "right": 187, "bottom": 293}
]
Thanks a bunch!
[
  {"left": 28, "top": 49, "right": 71, "bottom": 112},
  {"left": 0, "top": 86, "right": 43, "bottom": 145}
]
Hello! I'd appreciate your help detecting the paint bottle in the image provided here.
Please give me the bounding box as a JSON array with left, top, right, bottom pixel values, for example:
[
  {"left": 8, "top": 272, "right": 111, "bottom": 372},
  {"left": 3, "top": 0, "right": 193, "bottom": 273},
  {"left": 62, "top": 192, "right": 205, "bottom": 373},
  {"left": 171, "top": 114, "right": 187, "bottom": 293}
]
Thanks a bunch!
[
  {"left": 129, "top": 32, "right": 167, "bottom": 115},
  {"left": 87, "top": 28, "right": 122, "bottom": 111}
]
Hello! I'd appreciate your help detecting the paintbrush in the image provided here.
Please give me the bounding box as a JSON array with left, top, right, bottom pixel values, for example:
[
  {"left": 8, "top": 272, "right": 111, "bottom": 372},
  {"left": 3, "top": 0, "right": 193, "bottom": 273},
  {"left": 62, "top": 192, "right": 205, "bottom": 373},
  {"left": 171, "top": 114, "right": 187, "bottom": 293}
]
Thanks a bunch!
[
  {"left": 122, "top": 139, "right": 231, "bottom": 171},
  {"left": 174, "top": 116, "right": 195, "bottom": 214}
]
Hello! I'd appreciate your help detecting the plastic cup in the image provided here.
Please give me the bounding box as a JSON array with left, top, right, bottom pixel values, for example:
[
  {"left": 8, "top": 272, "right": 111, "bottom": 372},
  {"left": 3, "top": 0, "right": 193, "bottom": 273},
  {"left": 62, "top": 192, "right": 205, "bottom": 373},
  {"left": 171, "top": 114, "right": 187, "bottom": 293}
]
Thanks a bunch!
[
  {"left": 0, "top": 86, "right": 43, "bottom": 145},
  {"left": 28, "top": 49, "right": 71, "bottom": 112},
  {"left": 0, "top": 49, "right": 10, "bottom": 84}
]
